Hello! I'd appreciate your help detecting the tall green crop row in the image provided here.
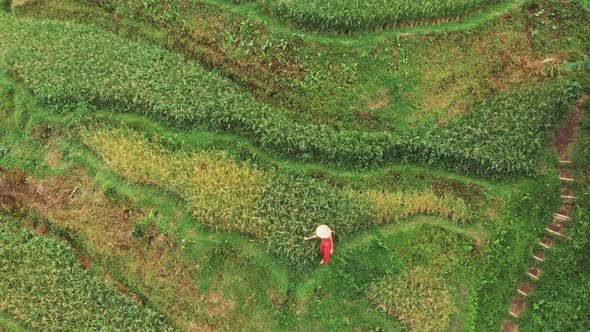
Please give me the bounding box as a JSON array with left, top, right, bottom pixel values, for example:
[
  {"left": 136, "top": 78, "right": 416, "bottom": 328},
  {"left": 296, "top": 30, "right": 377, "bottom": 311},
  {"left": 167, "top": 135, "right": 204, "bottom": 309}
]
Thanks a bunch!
[
  {"left": 0, "top": 219, "right": 174, "bottom": 331},
  {"left": 421, "top": 85, "right": 579, "bottom": 176},
  {"left": 74, "top": 0, "right": 501, "bottom": 33},
  {"left": 1, "top": 17, "right": 578, "bottom": 177},
  {"left": 259, "top": 0, "right": 502, "bottom": 32}
]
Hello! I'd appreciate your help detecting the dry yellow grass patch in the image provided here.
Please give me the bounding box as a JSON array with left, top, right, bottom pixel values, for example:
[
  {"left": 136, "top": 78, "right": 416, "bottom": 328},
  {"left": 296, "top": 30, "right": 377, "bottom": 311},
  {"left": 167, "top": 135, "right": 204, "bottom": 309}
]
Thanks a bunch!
[
  {"left": 82, "top": 127, "right": 267, "bottom": 237},
  {"left": 366, "top": 190, "right": 469, "bottom": 223}
]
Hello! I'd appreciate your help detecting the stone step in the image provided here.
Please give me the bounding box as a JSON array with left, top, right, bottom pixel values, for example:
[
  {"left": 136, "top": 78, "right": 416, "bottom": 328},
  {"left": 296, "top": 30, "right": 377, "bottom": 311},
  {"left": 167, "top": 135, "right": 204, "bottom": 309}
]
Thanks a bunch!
[
  {"left": 528, "top": 266, "right": 541, "bottom": 280},
  {"left": 517, "top": 282, "right": 533, "bottom": 296},
  {"left": 546, "top": 222, "right": 572, "bottom": 240},
  {"left": 533, "top": 250, "right": 545, "bottom": 262},
  {"left": 559, "top": 160, "right": 573, "bottom": 164},
  {"left": 539, "top": 238, "right": 554, "bottom": 249},
  {"left": 559, "top": 169, "right": 574, "bottom": 182},
  {"left": 553, "top": 213, "right": 571, "bottom": 222},
  {"left": 509, "top": 297, "right": 527, "bottom": 318},
  {"left": 502, "top": 319, "right": 519, "bottom": 332},
  {"left": 560, "top": 187, "right": 576, "bottom": 201}
]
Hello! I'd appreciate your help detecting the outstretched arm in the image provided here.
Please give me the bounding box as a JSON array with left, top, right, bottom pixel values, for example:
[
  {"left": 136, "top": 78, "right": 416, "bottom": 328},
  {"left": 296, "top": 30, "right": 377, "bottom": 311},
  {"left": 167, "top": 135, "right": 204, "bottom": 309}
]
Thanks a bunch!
[{"left": 304, "top": 234, "right": 318, "bottom": 240}]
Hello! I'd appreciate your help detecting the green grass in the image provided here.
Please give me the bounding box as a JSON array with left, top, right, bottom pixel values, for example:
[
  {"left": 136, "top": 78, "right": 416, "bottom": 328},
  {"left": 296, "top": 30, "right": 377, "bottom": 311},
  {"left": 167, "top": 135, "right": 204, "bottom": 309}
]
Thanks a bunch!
[
  {"left": 0, "top": 76, "right": 292, "bottom": 330},
  {"left": 518, "top": 98, "right": 590, "bottom": 331},
  {"left": 12, "top": 0, "right": 589, "bottom": 147},
  {"left": 81, "top": 125, "right": 472, "bottom": 269},
  {"left": 474, "top": 175, "right": 560, "bottom": 329},
  {"left": 0, "top": 55, "right": 581, "bottom": 331},
  {"left": 1, "top": 1, "right": 589, "bottom": 330},
  {"left": 296, "top": 219, "right": 486, "bottom": 330},
  {"left": 0, "top": 313, "right": 28, "bottom": 332}
]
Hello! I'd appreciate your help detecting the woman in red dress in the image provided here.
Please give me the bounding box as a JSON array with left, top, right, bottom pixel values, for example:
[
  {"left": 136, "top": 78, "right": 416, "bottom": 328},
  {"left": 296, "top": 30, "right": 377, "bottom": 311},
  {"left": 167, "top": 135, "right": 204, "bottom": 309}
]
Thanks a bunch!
[{"left": 304, "top": 225, "right": 333, "bottom": 264}]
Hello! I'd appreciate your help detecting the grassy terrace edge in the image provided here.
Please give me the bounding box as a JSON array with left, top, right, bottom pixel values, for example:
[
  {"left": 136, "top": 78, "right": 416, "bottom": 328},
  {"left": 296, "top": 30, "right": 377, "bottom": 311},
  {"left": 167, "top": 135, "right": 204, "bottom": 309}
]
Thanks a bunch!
[{"left": 11, "top": 0, "right": 532, "bottom": 50}]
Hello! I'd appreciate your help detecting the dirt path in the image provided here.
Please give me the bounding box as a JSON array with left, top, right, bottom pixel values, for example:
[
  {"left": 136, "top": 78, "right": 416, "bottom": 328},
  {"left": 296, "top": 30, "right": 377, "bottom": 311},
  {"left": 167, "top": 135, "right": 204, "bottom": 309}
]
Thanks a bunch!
[{"left": 554, "top": 93, "right": 589, "bottom": 160}]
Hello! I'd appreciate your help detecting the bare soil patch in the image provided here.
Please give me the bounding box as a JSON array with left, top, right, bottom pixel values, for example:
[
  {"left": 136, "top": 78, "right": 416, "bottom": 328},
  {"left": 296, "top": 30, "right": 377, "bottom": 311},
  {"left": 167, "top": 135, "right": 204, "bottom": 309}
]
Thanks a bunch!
[
  {"left": 509, "top": 297, "right": 526, "bottom": 317},
  {"left": 558, "top": 204, "right": 571, "bottom": 216}
]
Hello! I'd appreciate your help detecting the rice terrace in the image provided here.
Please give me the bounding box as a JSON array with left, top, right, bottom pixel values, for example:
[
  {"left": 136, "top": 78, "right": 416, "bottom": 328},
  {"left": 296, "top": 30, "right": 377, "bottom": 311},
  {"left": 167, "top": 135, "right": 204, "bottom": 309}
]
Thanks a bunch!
[{"left": 0, "top": 0, "right": 589, "bottom": 330}]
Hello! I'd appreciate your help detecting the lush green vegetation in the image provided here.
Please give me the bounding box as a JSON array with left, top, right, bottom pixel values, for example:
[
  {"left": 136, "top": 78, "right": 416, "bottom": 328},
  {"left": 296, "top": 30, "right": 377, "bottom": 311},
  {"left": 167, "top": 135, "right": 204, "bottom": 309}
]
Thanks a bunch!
[
  {"left": 0, "top": 80, "right": 290, "bottom": 330},
  {"left": 474, "top": 176, "right": 559, "bottom": 329},
  {"left": 0, "top": 64, "right": 485, "bottom": 329},
  {"left": 0, "top": 218, "right": 174, "bottom": 331},
  {"left": 1, "top": 0, "right": 589, "bottom": 330},
  {"left": 259, "top": 0, "right": 502, "bottom": 32},
  {"left": 3, "top": 15, "right": 580, "bottom": 175},
  {"left": 297, "top": 220, "right": 486, "bottom": 331},
  {"left": 13, "top": 0, "right": 590, "bottom": 135},
  {"left": 518, "top": 98, "right": 590, "bottom": 331}
]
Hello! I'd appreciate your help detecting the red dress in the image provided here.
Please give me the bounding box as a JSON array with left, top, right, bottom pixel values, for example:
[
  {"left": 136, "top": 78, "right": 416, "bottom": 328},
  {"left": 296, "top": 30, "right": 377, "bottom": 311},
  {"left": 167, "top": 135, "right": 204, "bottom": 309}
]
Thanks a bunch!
[{"left": 319, "top": 238, "right": 332, "bottom": 264}]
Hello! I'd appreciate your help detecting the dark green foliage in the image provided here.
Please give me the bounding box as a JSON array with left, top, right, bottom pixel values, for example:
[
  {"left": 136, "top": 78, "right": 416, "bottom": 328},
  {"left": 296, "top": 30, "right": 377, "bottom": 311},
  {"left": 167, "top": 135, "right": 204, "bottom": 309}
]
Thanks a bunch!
[
  {"left": 131, "top": 210, "right": 158, "bottom": 239},
  {"left": 0, "top": 219, "right": 174, "bottom": 331},
  {"left": 419, "top": 84, "right": 579, "bottom": 176},
  {"left": 564, "top": 56, "right": 590, "bottom": 72}
]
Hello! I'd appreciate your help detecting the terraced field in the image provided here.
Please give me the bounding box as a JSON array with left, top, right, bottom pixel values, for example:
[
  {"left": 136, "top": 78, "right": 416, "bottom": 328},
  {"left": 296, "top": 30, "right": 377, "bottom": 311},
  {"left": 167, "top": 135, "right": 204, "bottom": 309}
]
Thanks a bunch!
[
  {"left": 0, "top": 0, "right": 589, "bottom": 331},
  {"left": 259, "top": 0, "right": 504, "bottom": 32}
]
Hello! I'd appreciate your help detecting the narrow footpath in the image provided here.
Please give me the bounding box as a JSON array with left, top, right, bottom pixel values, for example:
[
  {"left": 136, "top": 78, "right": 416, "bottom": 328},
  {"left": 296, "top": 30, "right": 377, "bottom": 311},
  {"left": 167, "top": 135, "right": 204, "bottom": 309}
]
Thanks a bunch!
[{"left": 502, "top": 93, "right": 589, "bottom": 332}]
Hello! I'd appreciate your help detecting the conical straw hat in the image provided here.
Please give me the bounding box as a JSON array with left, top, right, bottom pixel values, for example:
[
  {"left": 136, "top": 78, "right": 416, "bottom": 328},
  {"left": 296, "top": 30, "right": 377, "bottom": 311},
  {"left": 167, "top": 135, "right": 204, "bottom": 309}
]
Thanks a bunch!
[{"left": 315, "top": 225, "right": 332, "bottom": 239}]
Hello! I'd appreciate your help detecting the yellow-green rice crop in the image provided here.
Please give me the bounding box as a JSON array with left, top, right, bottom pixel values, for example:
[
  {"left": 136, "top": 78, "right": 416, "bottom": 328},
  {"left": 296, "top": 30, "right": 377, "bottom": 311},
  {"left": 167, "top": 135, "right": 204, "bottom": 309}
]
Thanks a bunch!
[
  {"left": 368, "top": 190, "right": 469, "bottom": 223},
  {"left": 82, "top": 127, "right": 471, "bottom": 268},
  {"left": 367, "top": 267, "right": 453, "bottom": 331},
  {"left": 82, "top": 127, "right": 267, "bottom": 237}
]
